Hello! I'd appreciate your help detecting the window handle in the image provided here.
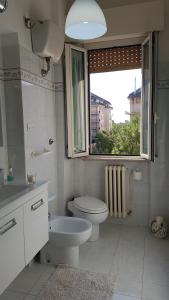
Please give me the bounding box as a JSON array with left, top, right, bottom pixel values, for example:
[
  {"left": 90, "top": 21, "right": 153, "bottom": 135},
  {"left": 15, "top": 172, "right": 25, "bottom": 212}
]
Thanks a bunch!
[{"left": 154, "top": 112, "right": 160, "bottom": 124}]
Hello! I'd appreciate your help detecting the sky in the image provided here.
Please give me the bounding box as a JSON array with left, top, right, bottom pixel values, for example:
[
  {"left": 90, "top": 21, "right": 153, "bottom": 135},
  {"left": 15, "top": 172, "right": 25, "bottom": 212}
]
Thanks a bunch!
[{"left": 90, "top": 69, "right": 142, "bottom": 123}]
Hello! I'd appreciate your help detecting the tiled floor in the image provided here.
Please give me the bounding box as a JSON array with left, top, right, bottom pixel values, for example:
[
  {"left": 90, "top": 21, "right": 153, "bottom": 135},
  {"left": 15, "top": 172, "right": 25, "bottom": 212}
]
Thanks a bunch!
[{"left": 1, "top": 223, "right": 169, "bottom": 300}]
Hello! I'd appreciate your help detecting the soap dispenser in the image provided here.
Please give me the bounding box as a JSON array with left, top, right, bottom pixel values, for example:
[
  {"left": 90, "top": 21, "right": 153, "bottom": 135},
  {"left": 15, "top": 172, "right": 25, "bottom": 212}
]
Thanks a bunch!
[{"left": 7, "top": 167, "right": 14, "bottom": 182}]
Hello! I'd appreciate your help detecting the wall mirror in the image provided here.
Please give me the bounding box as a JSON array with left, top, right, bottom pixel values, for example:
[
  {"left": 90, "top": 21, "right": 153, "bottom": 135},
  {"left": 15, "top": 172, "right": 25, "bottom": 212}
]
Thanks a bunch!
[{"left": 0, "top": 93, "right": 3, "bottom": 146}]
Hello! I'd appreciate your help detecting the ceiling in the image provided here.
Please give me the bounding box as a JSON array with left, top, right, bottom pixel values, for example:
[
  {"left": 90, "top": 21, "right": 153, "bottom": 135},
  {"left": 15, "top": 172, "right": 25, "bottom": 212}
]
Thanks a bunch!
[{"left": 66, "top": 0, "right": 158, "bottom": 11}]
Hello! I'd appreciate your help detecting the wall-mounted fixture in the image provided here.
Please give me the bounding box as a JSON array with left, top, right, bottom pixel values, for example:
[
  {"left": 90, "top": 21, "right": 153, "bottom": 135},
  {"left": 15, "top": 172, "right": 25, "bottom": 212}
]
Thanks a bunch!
[
  {"left": 49, "top": 138, "right": 54, "bottom": 145},
  {"left": 0, "top": 0, "right": 8, "bottom": 13},
  {"left": 65, "top": 0, "right": 107, "bottom": 40},
  {"left": 41, "top": 57, "right": 51, "bottom": 77},
  {"left": 133, "top": 169, "right": 142, "bottom": 181},
  {"left": 24, "top": 17, "right": 64, "bottom": 77},
  {"left": 31, "top": 148, "right": 53, "bottom": 159}
]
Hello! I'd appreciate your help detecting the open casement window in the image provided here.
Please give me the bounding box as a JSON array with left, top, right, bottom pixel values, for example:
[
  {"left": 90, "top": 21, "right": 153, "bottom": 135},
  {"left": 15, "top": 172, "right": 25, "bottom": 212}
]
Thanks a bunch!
[
  {"left": 65, "top": 34, "right": 156, "bottom": 160},
  {"left": 65, "top": 44, "right": 89, "bottom": 158},
  {"left": 141, "top": 33, "right": 155, "bottom": 160}
]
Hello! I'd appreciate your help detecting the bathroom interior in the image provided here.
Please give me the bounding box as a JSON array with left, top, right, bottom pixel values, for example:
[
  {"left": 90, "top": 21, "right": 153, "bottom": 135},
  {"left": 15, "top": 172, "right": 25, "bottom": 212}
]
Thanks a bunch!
[{"left": 0, "top": 0, "right": 169, "bottom": 300}]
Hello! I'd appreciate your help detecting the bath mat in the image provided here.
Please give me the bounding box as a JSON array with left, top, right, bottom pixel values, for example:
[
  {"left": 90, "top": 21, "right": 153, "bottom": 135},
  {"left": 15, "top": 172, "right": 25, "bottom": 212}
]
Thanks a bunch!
[{"left": 37, "top": 265, "right": 115, "bottom": 300}]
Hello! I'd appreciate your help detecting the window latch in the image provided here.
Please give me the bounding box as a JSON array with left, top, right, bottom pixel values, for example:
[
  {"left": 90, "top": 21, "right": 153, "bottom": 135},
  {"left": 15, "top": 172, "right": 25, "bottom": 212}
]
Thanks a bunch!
[{"left": 154, "top": 112, "right": 160, "bottom": 124}]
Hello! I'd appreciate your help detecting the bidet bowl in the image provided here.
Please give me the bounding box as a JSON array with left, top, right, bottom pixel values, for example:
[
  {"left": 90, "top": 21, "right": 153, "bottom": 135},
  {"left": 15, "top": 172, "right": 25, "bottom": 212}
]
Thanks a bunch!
[
  {"left": 40, "top": 216, "right": 92, "bottom": 266},
  {"left": 49, "top": 216, "right": 92, "bottom": 247}
]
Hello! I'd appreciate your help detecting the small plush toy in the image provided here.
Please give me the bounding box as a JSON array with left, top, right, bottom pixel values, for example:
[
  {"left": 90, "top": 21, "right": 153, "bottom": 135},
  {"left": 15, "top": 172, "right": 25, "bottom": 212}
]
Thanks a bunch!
[{"left": 151, "top": 216, "right": 168, "bottom": 239}]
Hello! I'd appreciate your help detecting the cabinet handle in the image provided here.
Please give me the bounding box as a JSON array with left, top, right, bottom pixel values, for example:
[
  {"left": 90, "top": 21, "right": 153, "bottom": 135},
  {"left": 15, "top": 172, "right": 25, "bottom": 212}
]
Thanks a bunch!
[
  {"left": 0, "top": 218, "right": 17, "bottom": 235},
  {"left": 31, "top": 199, "right": 44, "bottom": 211}
]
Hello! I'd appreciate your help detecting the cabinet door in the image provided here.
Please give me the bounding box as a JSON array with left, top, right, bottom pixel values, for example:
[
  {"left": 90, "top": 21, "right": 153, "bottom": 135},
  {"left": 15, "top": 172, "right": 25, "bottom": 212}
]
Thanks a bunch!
[
  {"left": 24, "top": 191, "right": 49, "bottom": 265},
  {"left": 0, "top": 207, "right": 25, "bottom": 295}
]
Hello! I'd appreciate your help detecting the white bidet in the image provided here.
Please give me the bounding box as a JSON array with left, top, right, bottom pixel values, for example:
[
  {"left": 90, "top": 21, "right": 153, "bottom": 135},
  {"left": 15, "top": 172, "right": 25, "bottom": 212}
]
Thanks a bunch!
[{"left": 40, "top": 216, "right": 92, "bottom": 267}]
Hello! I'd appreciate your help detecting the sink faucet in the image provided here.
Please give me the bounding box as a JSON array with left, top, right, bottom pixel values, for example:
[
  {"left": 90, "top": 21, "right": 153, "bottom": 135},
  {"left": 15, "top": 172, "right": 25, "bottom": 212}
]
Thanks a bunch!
[{"left": 0, "top": 168, "right": 4, "bottom": 186}]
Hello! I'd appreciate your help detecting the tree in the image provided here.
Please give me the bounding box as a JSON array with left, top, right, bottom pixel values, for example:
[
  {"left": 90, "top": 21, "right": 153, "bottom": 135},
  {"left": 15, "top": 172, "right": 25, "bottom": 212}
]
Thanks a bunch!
[
  {"left": 94, "top": 116, "right": 140, "bottom": 155},
  {"left": 94, "top": 131, "right": 114, "bottom": 154}
]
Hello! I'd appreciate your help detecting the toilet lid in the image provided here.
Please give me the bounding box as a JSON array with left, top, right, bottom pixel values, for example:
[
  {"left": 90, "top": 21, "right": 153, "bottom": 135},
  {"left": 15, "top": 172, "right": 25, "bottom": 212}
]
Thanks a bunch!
[{"left": 74, "top": 196, "right": 108, "bottom": 213}]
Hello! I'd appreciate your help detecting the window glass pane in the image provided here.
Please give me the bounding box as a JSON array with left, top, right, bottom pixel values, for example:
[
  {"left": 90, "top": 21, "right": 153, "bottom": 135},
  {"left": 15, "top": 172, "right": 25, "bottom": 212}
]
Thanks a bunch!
[
  {"left": 142, "top": 41, "right": 150, "bottom": 154},
  {"left": 72, "top": 49, "right": 86, "bottom": 153},
  {"left": 89, "top": 69, "right": 141, "bottom": 156}
]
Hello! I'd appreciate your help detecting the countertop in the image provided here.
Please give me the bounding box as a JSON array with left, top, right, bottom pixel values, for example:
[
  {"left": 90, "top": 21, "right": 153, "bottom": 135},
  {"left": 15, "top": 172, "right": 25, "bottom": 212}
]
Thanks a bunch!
[{"left": 0, "top": 181, "right": 48, "bottom": 218}]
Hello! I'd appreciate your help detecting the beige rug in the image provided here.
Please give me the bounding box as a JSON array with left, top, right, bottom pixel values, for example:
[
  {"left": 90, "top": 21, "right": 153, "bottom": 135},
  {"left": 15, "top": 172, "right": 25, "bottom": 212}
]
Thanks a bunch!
[{"left": 37, "top": 265, "right": 115, "bottom": 300}]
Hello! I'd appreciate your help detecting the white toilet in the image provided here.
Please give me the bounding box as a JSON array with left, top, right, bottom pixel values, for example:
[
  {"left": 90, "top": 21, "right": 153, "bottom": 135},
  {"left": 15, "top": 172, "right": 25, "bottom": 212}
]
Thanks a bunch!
[
  {"left": 40, "top": 215, "right": 92, "bottom": 267},
  {"left": 68, "top": 196, "right": 108, "bottom": 241}
]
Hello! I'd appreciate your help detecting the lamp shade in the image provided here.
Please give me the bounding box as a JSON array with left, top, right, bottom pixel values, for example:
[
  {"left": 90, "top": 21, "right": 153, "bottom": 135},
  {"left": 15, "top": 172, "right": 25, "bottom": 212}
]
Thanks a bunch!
[{"left": 65, "top": 0, "right": 107, "bottom": 40}]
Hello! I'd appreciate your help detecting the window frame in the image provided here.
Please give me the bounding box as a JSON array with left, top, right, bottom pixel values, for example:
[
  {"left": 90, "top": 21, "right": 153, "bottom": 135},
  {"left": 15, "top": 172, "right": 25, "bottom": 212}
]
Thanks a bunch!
[
  {"left": 65, "top": 43, "right": 89, "bottom": 158},
  {"left": 140, "top": 33, "right": 155, "bottom": 160},
  {"left": 65, "top": 35, "right": 156, "bottom": 160}
]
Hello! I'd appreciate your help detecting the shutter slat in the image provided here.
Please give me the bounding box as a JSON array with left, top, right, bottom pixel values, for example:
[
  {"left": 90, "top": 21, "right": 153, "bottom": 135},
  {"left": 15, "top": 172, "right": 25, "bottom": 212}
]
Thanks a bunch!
[{"left": 88, "top": 45, "right": 142, "bottom": 74}]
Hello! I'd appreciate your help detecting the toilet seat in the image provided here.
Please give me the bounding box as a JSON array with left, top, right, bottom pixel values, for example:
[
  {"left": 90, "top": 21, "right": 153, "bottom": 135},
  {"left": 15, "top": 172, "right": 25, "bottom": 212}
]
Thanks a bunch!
[{"left": 74, "top": 196, "right": 108, "bottom": 214}]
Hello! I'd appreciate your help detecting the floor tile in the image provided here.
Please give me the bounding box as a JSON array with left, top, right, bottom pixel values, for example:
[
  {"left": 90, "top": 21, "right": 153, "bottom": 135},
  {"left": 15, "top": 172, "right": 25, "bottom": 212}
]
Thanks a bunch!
[
  {"left": 111, "top": 260, "right": 143, "bottom": 282},
  {"left": 1, "top": 224, "right": 169, "bottom": 300},
  {"left": 0, "top": 290, "right": 26, "bottom": 300},
  {"left": 112, "top": 293, "right": 141, "bottom": 300},
  {"left": 114, "top": 275, "right": 142, "bottom": 298},
  {"left": 24, "top": 295, "right": 37, "bottom": 300},
  {"left": 8, "top": 263, "right": 45, "bottom": 293},
  {"left": 144, "top": 233, "right": 169, "bottom": 262},
  {"left": 79, "top": 242, "right": 115, "bottom": 273},
  {"left": 29, "top": 265, "right": 56, "bottom": 296},
  {"left": 142, "top": 282, "right": 169, "bottom": 300},
  {"left": 143, "top": 259, "right": 169, "bottom": 286}
]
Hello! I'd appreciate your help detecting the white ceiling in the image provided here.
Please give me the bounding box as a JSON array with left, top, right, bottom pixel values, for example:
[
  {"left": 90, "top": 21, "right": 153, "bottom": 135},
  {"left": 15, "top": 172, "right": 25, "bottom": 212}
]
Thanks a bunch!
[{"left": 66, "top": 0, "right": 157, "bottom": 11}]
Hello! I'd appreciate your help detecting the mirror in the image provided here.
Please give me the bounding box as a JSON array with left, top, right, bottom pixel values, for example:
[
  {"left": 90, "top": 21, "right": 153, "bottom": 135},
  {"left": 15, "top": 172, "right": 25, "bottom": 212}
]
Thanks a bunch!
[{"left": 0, "top": 92, "right": 3, "bottom": 146}]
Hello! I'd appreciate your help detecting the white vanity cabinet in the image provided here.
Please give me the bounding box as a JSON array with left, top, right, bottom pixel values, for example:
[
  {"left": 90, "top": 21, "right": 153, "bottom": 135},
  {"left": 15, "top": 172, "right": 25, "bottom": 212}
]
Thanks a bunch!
[
  {"left": 0, "top": 207, "right": 25, "bottom": 294},
  {"left": 0, "top": 182, "right": 48, "bottom": 295},
  {"left": 24, "top": 190, "right": 48, "bottom": 265}
]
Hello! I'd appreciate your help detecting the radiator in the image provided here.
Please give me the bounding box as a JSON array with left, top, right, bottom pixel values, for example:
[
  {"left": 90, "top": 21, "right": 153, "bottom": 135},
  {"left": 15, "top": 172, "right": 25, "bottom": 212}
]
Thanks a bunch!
[{"left": 105, "top": 165, "right": 127, "bottom": 218}]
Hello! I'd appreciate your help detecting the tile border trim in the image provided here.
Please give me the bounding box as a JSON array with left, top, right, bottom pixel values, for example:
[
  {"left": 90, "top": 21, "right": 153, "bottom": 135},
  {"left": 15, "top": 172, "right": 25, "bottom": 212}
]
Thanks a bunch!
[
  {"left": 0, "top": 67, "right": 64, "bottom": 92},
  {"left": 1, "top": 68, "right": 169, "bottom": 91}
]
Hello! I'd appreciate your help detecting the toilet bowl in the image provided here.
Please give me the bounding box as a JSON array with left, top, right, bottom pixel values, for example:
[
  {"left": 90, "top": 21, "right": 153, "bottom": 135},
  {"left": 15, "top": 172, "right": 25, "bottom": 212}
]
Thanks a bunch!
[
  {"left": 68, "top": 196, "right": 108, "bottom": 241},
  {"left": 40, "top": 215, "right": 92, "bottom": 267}
]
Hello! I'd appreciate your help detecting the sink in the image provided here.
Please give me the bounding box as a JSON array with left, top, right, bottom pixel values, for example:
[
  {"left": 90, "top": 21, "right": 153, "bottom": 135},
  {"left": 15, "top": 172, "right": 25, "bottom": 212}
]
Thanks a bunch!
[
  {"left": 0, "top": 185, "right": 29, "bottom": 206},
  {"left": 0, "top": 181, "right": 48, "bottom": 210}
]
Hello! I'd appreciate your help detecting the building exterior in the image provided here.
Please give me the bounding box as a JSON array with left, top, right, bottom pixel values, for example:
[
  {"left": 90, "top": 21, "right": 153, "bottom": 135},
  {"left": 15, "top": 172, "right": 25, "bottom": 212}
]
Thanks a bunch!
[
  {"left": 127, "top": 88, "right": 141, "bottom": 120},
  {"left": 90, "top": 93, "right": 113, "bottom": 142}
]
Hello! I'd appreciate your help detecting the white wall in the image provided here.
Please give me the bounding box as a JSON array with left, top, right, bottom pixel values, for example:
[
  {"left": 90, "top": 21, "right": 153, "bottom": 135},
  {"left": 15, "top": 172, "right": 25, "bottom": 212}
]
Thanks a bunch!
[
  {"left": 0, "top": 0, "right": 65, "bottom": 51},
  {"left": 54, "top": 62, "right": 75, "bottom": 214}
]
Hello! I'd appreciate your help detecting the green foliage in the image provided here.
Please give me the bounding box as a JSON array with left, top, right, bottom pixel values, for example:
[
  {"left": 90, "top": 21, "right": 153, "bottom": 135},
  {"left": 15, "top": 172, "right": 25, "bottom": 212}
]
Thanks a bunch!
[{"left": 94, "top": 116, "right": 140, "bottom": 155}]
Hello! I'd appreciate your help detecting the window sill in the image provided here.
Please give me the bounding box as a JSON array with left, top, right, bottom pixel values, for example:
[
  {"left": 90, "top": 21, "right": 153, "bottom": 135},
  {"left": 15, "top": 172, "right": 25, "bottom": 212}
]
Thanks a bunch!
[{"left": 80, "top": 155, "right": 148, "bottom": 162}]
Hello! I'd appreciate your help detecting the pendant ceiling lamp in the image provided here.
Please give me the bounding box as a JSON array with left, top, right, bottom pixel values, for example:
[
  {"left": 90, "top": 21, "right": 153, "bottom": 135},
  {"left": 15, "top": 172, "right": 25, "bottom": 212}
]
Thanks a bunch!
[{"left": 65, "top": 0, "right": 107, "bottom": 40}]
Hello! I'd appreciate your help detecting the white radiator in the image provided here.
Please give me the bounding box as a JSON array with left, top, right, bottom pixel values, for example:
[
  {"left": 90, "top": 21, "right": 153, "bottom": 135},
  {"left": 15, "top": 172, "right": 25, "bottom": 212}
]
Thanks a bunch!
[{"left": 105, "top": 165, "right": 127, "bottom": 218}]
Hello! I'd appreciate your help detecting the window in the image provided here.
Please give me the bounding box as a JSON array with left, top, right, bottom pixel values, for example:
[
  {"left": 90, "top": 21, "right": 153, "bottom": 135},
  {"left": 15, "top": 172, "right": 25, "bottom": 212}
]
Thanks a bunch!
[
  {"left": 65, "top": 44, "right": 88, "bottom": 158},
  {"left": 88, "top": 45, "right": 142, "bottom": 156},
  {"left": 65, "top": 33, "right": 157, "bottom": 160}
]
